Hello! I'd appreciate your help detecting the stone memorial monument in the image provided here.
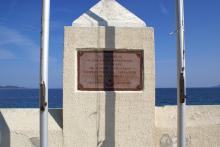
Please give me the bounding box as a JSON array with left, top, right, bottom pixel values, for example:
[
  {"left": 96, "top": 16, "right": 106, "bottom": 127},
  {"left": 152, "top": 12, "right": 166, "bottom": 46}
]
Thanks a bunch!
[
  {"left": 1, "top": 1, "right": 220, "bottom": 147},
  {"left": 63, "top": 0, "right": 155, "bottom": 146}
]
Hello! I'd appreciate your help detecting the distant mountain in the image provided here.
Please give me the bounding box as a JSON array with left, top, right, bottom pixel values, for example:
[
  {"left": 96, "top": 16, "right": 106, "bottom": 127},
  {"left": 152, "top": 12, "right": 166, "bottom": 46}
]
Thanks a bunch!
[
  {"left": 0, "top": 85, "right": 26, "bottom": 89},
  {"left": 213, "top": 84, "right": 220, "bottom": 88}
]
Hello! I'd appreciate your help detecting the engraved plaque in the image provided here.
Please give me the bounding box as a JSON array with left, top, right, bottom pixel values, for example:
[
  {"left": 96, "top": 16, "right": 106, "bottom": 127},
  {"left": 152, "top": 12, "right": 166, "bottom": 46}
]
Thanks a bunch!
[{"left": 78, "top": 50, "right": 143, "bottom": 91}]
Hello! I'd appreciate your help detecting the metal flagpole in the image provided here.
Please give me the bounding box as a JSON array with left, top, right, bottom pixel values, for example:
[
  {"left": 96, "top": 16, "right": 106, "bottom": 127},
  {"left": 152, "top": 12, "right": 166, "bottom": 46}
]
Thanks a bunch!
[
  {"left": 176, "top": 0, "right": 186, "bottom": 147},
  {"left": 40, "top": 0, "right": 50, "bottom": 147}
]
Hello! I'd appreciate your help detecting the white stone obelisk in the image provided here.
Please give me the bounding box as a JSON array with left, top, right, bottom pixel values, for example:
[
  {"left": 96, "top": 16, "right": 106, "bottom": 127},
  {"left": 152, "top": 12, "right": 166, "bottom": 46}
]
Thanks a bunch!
[{"left": 63, "top": 0, "right": 155, "bottom": 146}]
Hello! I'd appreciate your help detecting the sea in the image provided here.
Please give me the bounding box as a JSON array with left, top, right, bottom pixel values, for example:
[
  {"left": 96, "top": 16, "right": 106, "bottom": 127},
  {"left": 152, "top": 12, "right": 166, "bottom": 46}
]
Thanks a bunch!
[{"left": 0, "top": 88, "right": 220, "bottom": 108}]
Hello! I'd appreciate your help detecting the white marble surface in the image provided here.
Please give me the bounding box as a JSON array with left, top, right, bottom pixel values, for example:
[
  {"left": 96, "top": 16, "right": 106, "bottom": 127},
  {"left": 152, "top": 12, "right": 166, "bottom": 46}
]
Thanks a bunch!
[
  {"left": 72, "top": 0, "right": 146, "bottom": 27},
  {"left": 65, "top": 1, "right": 154, "bottom": 146}
]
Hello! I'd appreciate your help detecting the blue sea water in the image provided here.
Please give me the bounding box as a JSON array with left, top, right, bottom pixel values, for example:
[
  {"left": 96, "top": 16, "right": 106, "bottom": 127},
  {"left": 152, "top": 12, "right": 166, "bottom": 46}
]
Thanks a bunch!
[{"left": 0, "top": 88, "right": 219, "bottom": 108}]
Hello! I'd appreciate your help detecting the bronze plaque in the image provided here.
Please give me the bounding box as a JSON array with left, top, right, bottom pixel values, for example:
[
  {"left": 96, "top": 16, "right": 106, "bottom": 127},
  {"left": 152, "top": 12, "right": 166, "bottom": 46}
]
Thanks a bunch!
[{"left": 77, "top": 50, "right": 143, "bottom": 91}]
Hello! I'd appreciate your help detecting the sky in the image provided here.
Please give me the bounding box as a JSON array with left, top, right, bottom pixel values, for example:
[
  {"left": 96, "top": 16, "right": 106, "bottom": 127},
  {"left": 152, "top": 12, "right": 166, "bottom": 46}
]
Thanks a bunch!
[{"left": 0, "top": 0, "right": 219, "bottom": 88}]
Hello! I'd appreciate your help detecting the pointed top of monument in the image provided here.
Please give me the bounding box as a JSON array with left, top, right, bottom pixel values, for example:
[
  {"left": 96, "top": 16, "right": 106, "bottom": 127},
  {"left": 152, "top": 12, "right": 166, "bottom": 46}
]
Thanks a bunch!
[{"left": 72, "top": 0, "right": 146, "bottom": 27}]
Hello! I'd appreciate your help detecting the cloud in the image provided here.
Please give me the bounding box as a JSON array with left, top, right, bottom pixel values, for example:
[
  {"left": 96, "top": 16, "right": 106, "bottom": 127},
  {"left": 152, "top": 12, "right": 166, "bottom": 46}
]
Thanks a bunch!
[
  {"left": 0, "top": 48, "right": 15, "bottom": 59},
  {"left": 160, "top": 1, "right": 169, "bottom": 15},
  {"left": 0, "top": 25, "right": 39, "bottom": 61},
  {"left": 0, "top": 17, "right": 7, "bottom": 23},
  {"left": 21, "top": 24, "right": 38, "bottom": 32}
]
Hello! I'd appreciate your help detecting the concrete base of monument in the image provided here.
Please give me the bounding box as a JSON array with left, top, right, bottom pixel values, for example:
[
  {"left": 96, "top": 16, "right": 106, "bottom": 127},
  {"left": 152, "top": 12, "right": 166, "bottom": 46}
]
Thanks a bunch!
[
  {"left": 0, "top": 109, "right": 63, "bottom": 147},
  {"left": 0, "top": 106, "right": 220, "bottom": 147}
]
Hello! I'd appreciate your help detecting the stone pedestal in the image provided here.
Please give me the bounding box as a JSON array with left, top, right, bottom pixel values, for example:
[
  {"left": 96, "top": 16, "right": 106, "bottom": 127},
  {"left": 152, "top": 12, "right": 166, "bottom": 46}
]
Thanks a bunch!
[{"left": 63, "top": 1, "right": 155, "bottom": 147}]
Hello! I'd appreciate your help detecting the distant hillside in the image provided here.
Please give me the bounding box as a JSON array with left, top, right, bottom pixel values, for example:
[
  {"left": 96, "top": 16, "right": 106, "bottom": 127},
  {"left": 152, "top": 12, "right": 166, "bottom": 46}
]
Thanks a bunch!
[
  {"left": 213, "top": 84, "right": 220, "bottom": 88},
  {"left": 0, "top": 85, "right": 26, "bottom": 89}
]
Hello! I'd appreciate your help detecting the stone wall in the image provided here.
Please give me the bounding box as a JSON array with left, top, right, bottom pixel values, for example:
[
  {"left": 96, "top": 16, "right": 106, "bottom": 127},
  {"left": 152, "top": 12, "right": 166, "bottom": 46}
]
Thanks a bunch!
[
  {"left": 0, "top": 109, "right": 63, "bottom": 147},
  {"left": 1, "top": 106, "right": 220, "bottom": 147},
  {"left": 156, "top": 105, "right": 220, "bottom": 147}
]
